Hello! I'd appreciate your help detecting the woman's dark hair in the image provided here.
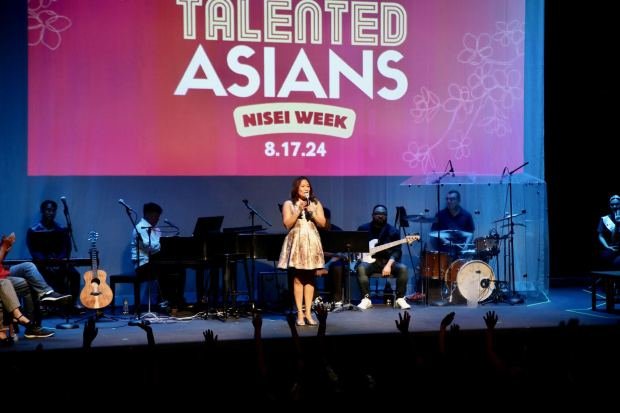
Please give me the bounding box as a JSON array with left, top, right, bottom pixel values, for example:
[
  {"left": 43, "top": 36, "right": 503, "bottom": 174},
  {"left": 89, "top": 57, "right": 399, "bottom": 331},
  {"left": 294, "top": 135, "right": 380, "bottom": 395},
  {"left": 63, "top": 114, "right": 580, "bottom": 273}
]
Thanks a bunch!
[{"left": 290, "top": 176, "right": 316, "bottom": 203}]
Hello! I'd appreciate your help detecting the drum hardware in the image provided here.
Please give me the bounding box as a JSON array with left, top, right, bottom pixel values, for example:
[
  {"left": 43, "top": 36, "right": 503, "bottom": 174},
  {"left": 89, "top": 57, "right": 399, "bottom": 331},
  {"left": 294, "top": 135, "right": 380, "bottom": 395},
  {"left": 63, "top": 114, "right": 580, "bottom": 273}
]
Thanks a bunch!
[
  {"left": 429, "top": 230, "right": 473, "bottom": 242},
  {"left": 405, "top": 214, "right": 437, "bottom": 224},
  {"left": 500, "top": 222, "right": 526, "bottom": 228},
  {"left": 480, "top": 280, "right": 510, "bottom": 305},
  {"left": 492, "top": 210, "right": 527, "bottom": 223},
  {"left": 499, "top": 163, "right": 528, "bottom": 304}
]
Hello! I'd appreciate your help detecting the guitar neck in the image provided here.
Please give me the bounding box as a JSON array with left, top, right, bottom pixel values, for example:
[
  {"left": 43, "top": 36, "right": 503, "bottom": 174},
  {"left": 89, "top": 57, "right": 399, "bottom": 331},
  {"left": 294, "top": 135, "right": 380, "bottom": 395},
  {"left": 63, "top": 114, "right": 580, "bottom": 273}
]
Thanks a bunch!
[
  {"left": 90, "top": 248, "right": 99, "bottom": 275},
  {"left": 370, "top": 238, "right": 407, "bottom": 255}
]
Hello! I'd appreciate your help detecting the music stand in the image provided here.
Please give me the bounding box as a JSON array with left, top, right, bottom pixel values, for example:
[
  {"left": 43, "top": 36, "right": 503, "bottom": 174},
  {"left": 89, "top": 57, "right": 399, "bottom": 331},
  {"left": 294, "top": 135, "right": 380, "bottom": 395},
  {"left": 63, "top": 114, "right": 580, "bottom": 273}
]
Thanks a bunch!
[{"left": 321, "top": 231, "right": 369, "bottom": 312}]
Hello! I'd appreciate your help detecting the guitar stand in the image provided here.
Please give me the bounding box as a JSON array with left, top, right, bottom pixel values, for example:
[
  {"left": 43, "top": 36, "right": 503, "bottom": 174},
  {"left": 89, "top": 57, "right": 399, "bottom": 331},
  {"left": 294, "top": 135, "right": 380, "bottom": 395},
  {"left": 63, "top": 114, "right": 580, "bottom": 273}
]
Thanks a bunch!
[{"left": 73, "top": 308, "right": 119, "bottom": 324}]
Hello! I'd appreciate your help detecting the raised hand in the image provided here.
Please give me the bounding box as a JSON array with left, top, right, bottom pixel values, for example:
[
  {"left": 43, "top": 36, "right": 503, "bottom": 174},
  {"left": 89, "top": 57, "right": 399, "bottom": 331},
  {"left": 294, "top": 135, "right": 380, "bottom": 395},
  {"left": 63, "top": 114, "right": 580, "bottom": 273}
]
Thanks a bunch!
[
  {"left": 394, "top": 310, "right": 411, "bottom": 334},
  {"left": 483, "top": 310, "right": 498, "bottom": 330},
  {"left": 138, "top": 320, "right": 155, "bottom": 346},
  {"left": 440, "top": 311, "right": 456, "bottom": 330},
  {"left": 82, "top": 316, "right": 98, "bottom": 348},
  {"left": 252, "top": 310, "right": 263, "bottom": 332},
  {"left": 203, "top": 328, "right": 218, "bottom": 347}
]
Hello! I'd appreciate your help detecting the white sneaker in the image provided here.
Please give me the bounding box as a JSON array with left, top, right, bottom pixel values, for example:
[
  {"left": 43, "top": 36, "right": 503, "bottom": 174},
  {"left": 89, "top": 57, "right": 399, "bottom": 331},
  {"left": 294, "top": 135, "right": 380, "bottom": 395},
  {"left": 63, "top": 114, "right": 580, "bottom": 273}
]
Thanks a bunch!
[
  {"left": 395, "top": 297, "right": 411, "bottom": 310},
  {"left": 357, "top": 297, "right": 373, "bottom": 310}
]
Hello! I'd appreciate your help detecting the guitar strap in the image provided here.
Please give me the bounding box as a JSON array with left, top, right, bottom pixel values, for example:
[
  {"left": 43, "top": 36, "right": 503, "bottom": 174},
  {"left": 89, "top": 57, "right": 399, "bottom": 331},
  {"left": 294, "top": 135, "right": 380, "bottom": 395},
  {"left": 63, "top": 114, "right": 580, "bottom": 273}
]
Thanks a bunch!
[{"left": 602, "top": 215, "right": 615, "bottom": 233}]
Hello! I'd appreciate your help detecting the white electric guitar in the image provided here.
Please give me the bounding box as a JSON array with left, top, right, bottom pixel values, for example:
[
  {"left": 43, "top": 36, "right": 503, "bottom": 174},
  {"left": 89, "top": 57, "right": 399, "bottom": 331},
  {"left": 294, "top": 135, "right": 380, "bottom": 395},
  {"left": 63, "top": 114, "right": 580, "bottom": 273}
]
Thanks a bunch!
[{"left": 360, "top": 234, "right": 420, "bottom": 264}]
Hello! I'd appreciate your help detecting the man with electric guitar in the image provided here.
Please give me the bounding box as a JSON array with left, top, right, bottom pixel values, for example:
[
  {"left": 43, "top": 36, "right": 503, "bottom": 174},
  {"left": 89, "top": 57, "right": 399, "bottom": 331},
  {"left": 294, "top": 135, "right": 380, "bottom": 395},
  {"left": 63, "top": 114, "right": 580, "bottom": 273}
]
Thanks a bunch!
[{"left": 355, "top": 205, "right": 419, "bottom": 310}]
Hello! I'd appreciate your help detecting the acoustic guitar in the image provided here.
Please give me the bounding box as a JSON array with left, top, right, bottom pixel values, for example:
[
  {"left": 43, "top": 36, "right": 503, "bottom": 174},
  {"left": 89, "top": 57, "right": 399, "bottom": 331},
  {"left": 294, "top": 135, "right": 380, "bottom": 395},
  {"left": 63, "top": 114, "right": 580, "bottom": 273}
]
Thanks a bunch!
[
  {"left": 79, "top": 231, "right": 113, "bottom": 309},
  {"left": 360, "top": 234, "right": 420, "bottom": 264}
]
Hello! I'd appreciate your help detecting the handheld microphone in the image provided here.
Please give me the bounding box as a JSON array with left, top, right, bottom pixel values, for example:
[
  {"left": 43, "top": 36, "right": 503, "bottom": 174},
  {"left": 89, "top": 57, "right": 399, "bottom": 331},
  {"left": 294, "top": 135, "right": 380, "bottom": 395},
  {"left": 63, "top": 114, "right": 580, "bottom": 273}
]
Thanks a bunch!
[
  {"left": 60, "top": 196, "right": 69, "bottom": 214},
  {"left": 118, "top": 199, "right": 134, "bottom": 212}
]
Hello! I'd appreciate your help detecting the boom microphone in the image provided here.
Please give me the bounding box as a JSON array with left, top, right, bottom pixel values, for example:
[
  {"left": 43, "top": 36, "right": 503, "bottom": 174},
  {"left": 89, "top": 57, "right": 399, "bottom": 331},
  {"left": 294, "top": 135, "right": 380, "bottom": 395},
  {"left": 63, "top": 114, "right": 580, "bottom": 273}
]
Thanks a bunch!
[
  {"left": 60, "top": 196, "right": 69, "bottom": 214},
  {"left": 118, "top": 199, "right": 134, "bottom": 212}
]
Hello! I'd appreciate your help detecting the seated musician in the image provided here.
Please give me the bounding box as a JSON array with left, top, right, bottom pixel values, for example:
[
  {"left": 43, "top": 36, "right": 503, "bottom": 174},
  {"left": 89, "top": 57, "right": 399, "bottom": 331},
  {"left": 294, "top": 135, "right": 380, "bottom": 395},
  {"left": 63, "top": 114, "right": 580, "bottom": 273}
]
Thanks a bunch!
[
  {"left": 597, "top": 194, "right": 620, "bottom": 269},
  {"left": 2, "top": 232, "right": 71, "bottom": 331},
  {"left": 356, "top": 205, "right": 412, "bottom": 310},
  {"left": 131, "top": 202, "right": 188, "bottom": 314},
  {"left": 26, "top": 200, "right": 82, "bottom": 311},
  {"left": 430, "top": 190, "right": 475, "bottom": 258}
]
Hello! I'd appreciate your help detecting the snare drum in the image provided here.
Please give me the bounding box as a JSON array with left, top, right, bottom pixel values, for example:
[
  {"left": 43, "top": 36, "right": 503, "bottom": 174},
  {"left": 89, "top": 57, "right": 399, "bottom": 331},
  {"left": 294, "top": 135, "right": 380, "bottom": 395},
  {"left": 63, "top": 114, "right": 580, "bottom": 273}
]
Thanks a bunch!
[
  {"left": 455, "top": 260, "right": 495, "bottom": 303},
  {"left": 420, "top": 251, "right": 449, "bottom": 279},
  {"left": 474, "top": 236, "right": 500, "bottom": 257}
]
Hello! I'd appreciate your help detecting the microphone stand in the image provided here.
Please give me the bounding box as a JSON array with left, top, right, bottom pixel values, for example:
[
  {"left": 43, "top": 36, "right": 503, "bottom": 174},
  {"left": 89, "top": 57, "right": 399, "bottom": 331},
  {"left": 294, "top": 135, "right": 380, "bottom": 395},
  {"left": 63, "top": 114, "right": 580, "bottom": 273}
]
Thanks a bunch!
[
  {"left": 431, "top": 167, "right": 453, "bottom": 306},
  {"left": 63, "top": 204, "right": 78, "bottom": 254},
  {"left": 242, "top": 200, "right": 272, "bottom": 310},
  {"left": 504, "top": 162, "right": 528, "bottom": 305},
  {"left": 140, "top": 227, "right": 160, "bottom": 320},
  {"left": 121, "top": 207, "right": 159, "bottom": 322},
  {"left": 56, "top": 203, "right": 79, "bottom": 330}
]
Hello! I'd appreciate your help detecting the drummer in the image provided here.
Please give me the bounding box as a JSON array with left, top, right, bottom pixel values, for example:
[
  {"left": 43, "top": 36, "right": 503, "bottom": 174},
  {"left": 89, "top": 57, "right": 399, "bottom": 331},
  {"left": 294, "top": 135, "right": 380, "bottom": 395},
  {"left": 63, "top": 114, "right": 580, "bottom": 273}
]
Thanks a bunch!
[{"left": 429, "top": 190, "right": 475, "bottom": 258}]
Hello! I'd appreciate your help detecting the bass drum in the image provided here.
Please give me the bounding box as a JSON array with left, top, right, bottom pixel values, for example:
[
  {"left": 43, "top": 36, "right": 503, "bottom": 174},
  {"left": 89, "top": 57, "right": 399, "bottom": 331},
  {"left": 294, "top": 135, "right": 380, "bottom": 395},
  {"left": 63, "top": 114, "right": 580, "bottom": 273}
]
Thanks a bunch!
[
  {"left": 455, "top": 260, "right": 495, "bottom": 303},
  {"left": 445, "top": 259, "right": 468, "bottom": 284}
]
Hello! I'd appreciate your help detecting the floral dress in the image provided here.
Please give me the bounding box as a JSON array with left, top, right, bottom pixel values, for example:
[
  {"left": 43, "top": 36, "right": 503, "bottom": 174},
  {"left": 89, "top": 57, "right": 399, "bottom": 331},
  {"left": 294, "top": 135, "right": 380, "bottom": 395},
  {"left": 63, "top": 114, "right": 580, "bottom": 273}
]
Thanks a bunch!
[{"left": 277, "top": 202, "right": 325, "bottom": 271}]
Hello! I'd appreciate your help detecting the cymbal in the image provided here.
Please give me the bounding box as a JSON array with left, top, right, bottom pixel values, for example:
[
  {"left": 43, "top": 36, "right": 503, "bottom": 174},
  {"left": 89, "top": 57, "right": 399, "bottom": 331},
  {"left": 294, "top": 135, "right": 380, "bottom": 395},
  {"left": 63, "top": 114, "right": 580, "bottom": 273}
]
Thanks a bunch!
[
  {"left": 405, "top": 214, "right": 436, "bottom": 223},
  {"left": 453, "top": 242, "right": 475, "bottom": 249},
  {"left": 429, "top": 230, "right": 472, "bottom": 240},
  {"left": 492, "top": 211, "right": 527, "bottom": 223}
]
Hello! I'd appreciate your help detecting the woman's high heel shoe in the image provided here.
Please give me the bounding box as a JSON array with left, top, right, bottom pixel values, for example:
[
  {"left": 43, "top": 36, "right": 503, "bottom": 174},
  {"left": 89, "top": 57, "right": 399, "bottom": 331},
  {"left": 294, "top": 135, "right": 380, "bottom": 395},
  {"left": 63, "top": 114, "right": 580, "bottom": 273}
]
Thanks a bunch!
[
  {"left": 0, "top": 329, "right": 14, "bottom": 347},
  {"left": 14, "top": 314, "right": 31, "bottom": 327},
  {"left": 305, "top": 316, "right": 318, "bottom": 326}
]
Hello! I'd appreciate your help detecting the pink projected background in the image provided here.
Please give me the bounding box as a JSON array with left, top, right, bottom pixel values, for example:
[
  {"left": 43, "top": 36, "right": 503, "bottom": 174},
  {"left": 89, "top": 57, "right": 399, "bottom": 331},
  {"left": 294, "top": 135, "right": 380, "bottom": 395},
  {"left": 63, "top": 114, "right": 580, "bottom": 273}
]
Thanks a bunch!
[{"left": 28, "top": 0, "right": 525, "bottom": 176}]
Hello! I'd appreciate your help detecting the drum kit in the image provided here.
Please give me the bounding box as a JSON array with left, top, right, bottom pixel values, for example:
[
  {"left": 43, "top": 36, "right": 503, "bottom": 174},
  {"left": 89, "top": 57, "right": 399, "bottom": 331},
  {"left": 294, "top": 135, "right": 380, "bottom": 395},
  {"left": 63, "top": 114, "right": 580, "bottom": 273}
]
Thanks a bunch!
[{"left": 407, "top": 214, "right": 507, "bottom": 305}]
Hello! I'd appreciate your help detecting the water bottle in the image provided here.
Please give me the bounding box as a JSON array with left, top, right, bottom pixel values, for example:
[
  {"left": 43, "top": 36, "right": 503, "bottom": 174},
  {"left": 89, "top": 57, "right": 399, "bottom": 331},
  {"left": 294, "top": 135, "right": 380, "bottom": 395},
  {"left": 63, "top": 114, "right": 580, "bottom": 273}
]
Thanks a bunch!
[{"left": 122, "top": 298, "right": 129, "bottom": 315}]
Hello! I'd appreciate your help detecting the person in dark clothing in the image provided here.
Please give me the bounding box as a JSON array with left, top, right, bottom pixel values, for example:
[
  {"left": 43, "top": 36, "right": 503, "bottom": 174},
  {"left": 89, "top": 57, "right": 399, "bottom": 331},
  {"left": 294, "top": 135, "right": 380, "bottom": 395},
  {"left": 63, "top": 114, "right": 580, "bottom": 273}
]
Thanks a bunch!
[{"left": 356, "top": 205, "right": 411, "bottom": 310}]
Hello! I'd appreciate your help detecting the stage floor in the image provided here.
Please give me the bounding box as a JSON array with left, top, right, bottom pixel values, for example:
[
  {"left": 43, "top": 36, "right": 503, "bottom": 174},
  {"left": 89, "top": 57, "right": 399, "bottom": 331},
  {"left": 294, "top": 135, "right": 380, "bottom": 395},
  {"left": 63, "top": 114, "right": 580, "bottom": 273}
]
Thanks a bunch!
[{"left": 2, "top": 286, "right": 617, "bottom": 352}]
